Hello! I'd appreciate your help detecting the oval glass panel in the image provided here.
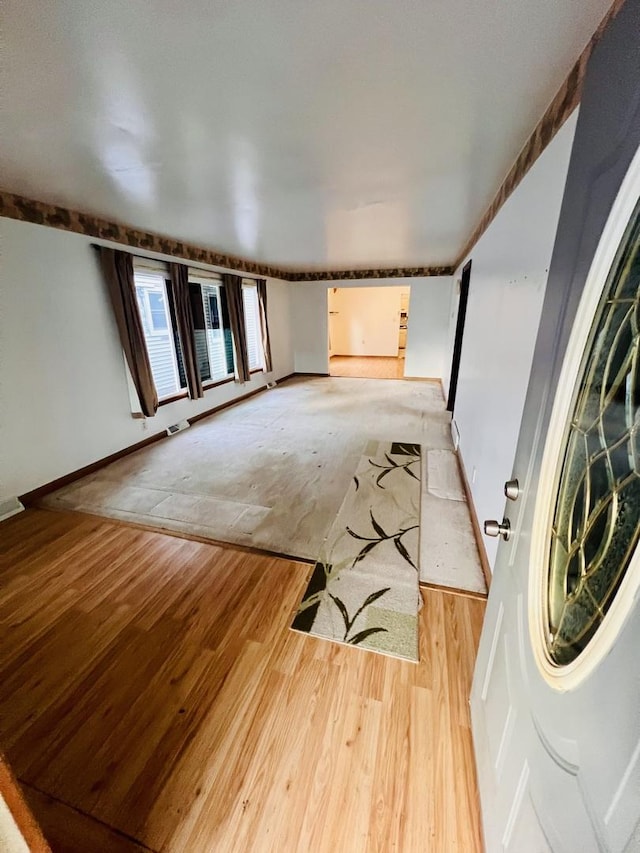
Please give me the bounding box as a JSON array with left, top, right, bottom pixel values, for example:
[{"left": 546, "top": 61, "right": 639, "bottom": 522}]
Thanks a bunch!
[{"left": 548, "top": 199, "right": 640, "bottom": 665}]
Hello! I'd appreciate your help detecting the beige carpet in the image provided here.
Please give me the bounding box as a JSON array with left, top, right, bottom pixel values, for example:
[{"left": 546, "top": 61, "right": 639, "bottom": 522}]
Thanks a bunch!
[
  {"left": 427, "top": 449, "right": 466, "bottom": 501},
  {"left": 43, "top": 376, "right": 486, "bottom": 593}
]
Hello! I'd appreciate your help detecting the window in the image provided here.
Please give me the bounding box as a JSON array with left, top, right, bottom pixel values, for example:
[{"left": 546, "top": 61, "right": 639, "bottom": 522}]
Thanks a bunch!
[
  {"left": 147, "top": 292, "right": 168, "bottom": 331},
  {"left": 134, "top": 270, "right": 186, "bottom": 399},
  {"left": 242, "top": 281, "right": 264, "bottom": 371},
  {"left": 546, "top": 199, "right": 640, "bottom": 666},
  {"left": 132, "top": 267, "right": 261, "bottom": 402},
  {"left": 189, "top": 277, "right": 234, "bottom": 383}
]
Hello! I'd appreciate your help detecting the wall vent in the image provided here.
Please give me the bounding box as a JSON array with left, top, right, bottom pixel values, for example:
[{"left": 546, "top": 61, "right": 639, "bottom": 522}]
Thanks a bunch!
[{"left": 166, "top": 419, "right": 190, "bottom": 436}]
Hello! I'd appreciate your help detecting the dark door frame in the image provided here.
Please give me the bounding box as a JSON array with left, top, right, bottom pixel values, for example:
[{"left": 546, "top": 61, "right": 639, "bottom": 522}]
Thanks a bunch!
[{"left": 446, "top": 259, "right": 472, "bottom": 413}]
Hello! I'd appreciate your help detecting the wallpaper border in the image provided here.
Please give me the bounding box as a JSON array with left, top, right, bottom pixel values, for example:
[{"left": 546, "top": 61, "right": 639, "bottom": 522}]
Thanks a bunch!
[
  {"left": 453, "top": 0, "right": 626, "bottom": 269},
  {"left": 0, "top": 2, "right": 625, "bottom": 286},
  {"left": 0, "top": 191, "right": 452, "bottom": 281}
]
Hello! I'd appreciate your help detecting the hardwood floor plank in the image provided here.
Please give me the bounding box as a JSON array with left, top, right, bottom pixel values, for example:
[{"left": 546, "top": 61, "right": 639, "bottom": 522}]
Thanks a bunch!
[
  {"left": 21, "top": 785, "right": 152, "bottom": 853},
  {"left": 0, "top": 509, "right": 485, "bottom": 852}
]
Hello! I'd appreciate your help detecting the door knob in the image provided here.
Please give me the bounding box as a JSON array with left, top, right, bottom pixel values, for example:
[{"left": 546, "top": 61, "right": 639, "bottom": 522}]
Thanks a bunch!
[
  {"left": 484, "top": 518, "right": 511, "bottom": 541},
  {"left": 504, "top": 479, "right": 520, "bottom": 501}
]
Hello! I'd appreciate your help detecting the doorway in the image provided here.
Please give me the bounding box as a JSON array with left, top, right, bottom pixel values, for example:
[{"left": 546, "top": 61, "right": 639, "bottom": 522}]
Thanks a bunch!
[
  {"left": 446, "top": 260, "right": 471, "bottom": 412},
  {"left": 328, "top": 285, "right": 410, "bottom": 379}
]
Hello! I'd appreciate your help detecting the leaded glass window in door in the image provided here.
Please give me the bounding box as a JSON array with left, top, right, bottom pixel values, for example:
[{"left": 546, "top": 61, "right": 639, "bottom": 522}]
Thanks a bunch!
[{"left": 548, "top": 200, "right": 640, "bottom": 665}]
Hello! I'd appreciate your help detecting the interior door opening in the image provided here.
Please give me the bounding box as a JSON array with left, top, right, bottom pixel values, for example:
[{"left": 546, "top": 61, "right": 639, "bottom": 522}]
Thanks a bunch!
[
  {"left": 447, "top": 260, "right": 471, "bottom": 412},
  {"left": 328, "top": 285, "right": 410, "bottom": 379}
]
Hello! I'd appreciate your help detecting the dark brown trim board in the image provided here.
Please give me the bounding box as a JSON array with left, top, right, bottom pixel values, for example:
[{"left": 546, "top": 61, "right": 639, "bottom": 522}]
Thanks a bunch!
[
  {"left": 455, "top": 449, "right": 492, "bottom": 592},
  {"left": 18, "top": 373, "right": 300, "bottom": 506},
  {"left": 18, "top": 378, "right": 297, "bottom": 506},
  {"left": 18, "top": 430, "right": 167, "bottom": 506},
  {"left": 187, "top": 383, "right": 267, "bottom": 426},
  {"left": 202, "top": 376, "right": 234, "bottom": 392},
  {"left": 158, "top": 390, "right": 190, "bottom": 406}
]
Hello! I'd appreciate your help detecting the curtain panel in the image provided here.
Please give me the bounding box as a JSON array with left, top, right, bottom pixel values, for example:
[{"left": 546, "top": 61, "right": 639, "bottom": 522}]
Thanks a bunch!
[
  {"left": 97, "top": 247, "right": 158, "bottom": 417},
  {"left": 256, "top": 279, "right": 273, "bottom": 373},
  {"left": 169, "top": 263, "right": 204, "bottom": 399},
  {"left": 222, "top": 273, "right": 251, "bottom": 383}
]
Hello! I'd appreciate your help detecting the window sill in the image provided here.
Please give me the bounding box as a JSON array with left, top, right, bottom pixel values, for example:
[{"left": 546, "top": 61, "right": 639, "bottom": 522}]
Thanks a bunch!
[
  {"left": 158, "top": 391, "right": 189, "bottom": 406},
  {"left": 202, "top": 376, "right": 234, "bottom": 391},
  {"left": 157, "top": 370, "right": 263, "bottom": 404}
]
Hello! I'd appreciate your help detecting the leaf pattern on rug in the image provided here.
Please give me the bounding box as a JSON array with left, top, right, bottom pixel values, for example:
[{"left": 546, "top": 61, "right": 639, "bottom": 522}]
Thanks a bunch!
[
  {"left": 328, "top": 587, "right": 390, "bottom": 643},
  {"left": 291, "top": 560, "right": 330, "bottom": 632},
  {"left": 291, "top": 440, "right": 421, "bottom": 661},
  {"left": 346, "top": 509, "right": 419, "bottom": 570},
  {"left": 369, "top": 452, "right": 420, "bottom": 489}
]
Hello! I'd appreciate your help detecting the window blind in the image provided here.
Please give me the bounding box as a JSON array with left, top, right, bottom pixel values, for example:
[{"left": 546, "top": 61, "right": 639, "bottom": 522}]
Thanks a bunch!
[{"left": 243, "top": 284, "right": 262, "bottom": 371}]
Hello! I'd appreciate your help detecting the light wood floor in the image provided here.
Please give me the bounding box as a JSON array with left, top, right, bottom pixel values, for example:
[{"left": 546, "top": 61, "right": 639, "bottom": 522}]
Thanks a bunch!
[
  {"left": 0, "top": 509, "right": 485, "bottom": 852},
  {"left": 329, "top": 355, "right": 406, "bottom": 379}
]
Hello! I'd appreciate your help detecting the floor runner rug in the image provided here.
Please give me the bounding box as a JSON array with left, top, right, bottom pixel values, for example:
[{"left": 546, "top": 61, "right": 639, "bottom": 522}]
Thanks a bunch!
[{"left": 291, "top": 441, "right": 421, "bottom": 661}]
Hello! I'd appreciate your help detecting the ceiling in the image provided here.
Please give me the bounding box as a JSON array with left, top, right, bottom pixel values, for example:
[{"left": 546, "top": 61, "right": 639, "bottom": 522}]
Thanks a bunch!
[{"left": 3, "top": 0, "right": 612, "bottom": 270}]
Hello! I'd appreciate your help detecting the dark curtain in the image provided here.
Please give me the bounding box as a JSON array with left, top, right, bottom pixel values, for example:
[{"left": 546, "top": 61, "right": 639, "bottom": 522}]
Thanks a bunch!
[
  {"left": 256, "top": 279, "right": 273, "bottom": 373},
  {"left": 169, "top": 263, "right": 204, "bottom": 399},
  {"left": 222, "top": 273, "right": 251, "bottom": 383},
  {"left": 97, "top": 247, "right": 158, "bottom": 417}
]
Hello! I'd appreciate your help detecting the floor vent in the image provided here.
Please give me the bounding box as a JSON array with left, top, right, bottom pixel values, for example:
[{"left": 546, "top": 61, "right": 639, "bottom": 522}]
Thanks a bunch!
[{"left": 166, "top": 419, "right": 190, "bottom": 436}]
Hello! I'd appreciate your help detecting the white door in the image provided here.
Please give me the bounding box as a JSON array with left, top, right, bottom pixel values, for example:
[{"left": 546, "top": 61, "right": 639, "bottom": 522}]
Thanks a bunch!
[{"left": 471, "top": 4, "right": 640, "bottom": 850}]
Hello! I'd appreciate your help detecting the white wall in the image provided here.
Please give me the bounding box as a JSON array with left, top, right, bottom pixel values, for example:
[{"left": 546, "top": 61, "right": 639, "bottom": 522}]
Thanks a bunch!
[
  {"left": 0, "top": 218, "right": 294, "bottom": 500},
  {"left": 404, "top": 277, "right": 453, "bottom": 379},
  {"left": 291, "top": 284, "right": 329, "bottom": 373},
  {"left": 447, "top": 110, "right": 579, "bottom": 570},
  {"left": 328, "top": 286, "right": 402, "bottom": 356},
  {"left": 292, "top": 276, "right": 453, "bottom": 377}
]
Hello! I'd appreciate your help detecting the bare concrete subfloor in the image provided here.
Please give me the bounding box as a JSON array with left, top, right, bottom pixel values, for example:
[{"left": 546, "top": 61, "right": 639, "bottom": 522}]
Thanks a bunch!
[{"left": 43, "top": 376, "right": 486, "bottom": 593}]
